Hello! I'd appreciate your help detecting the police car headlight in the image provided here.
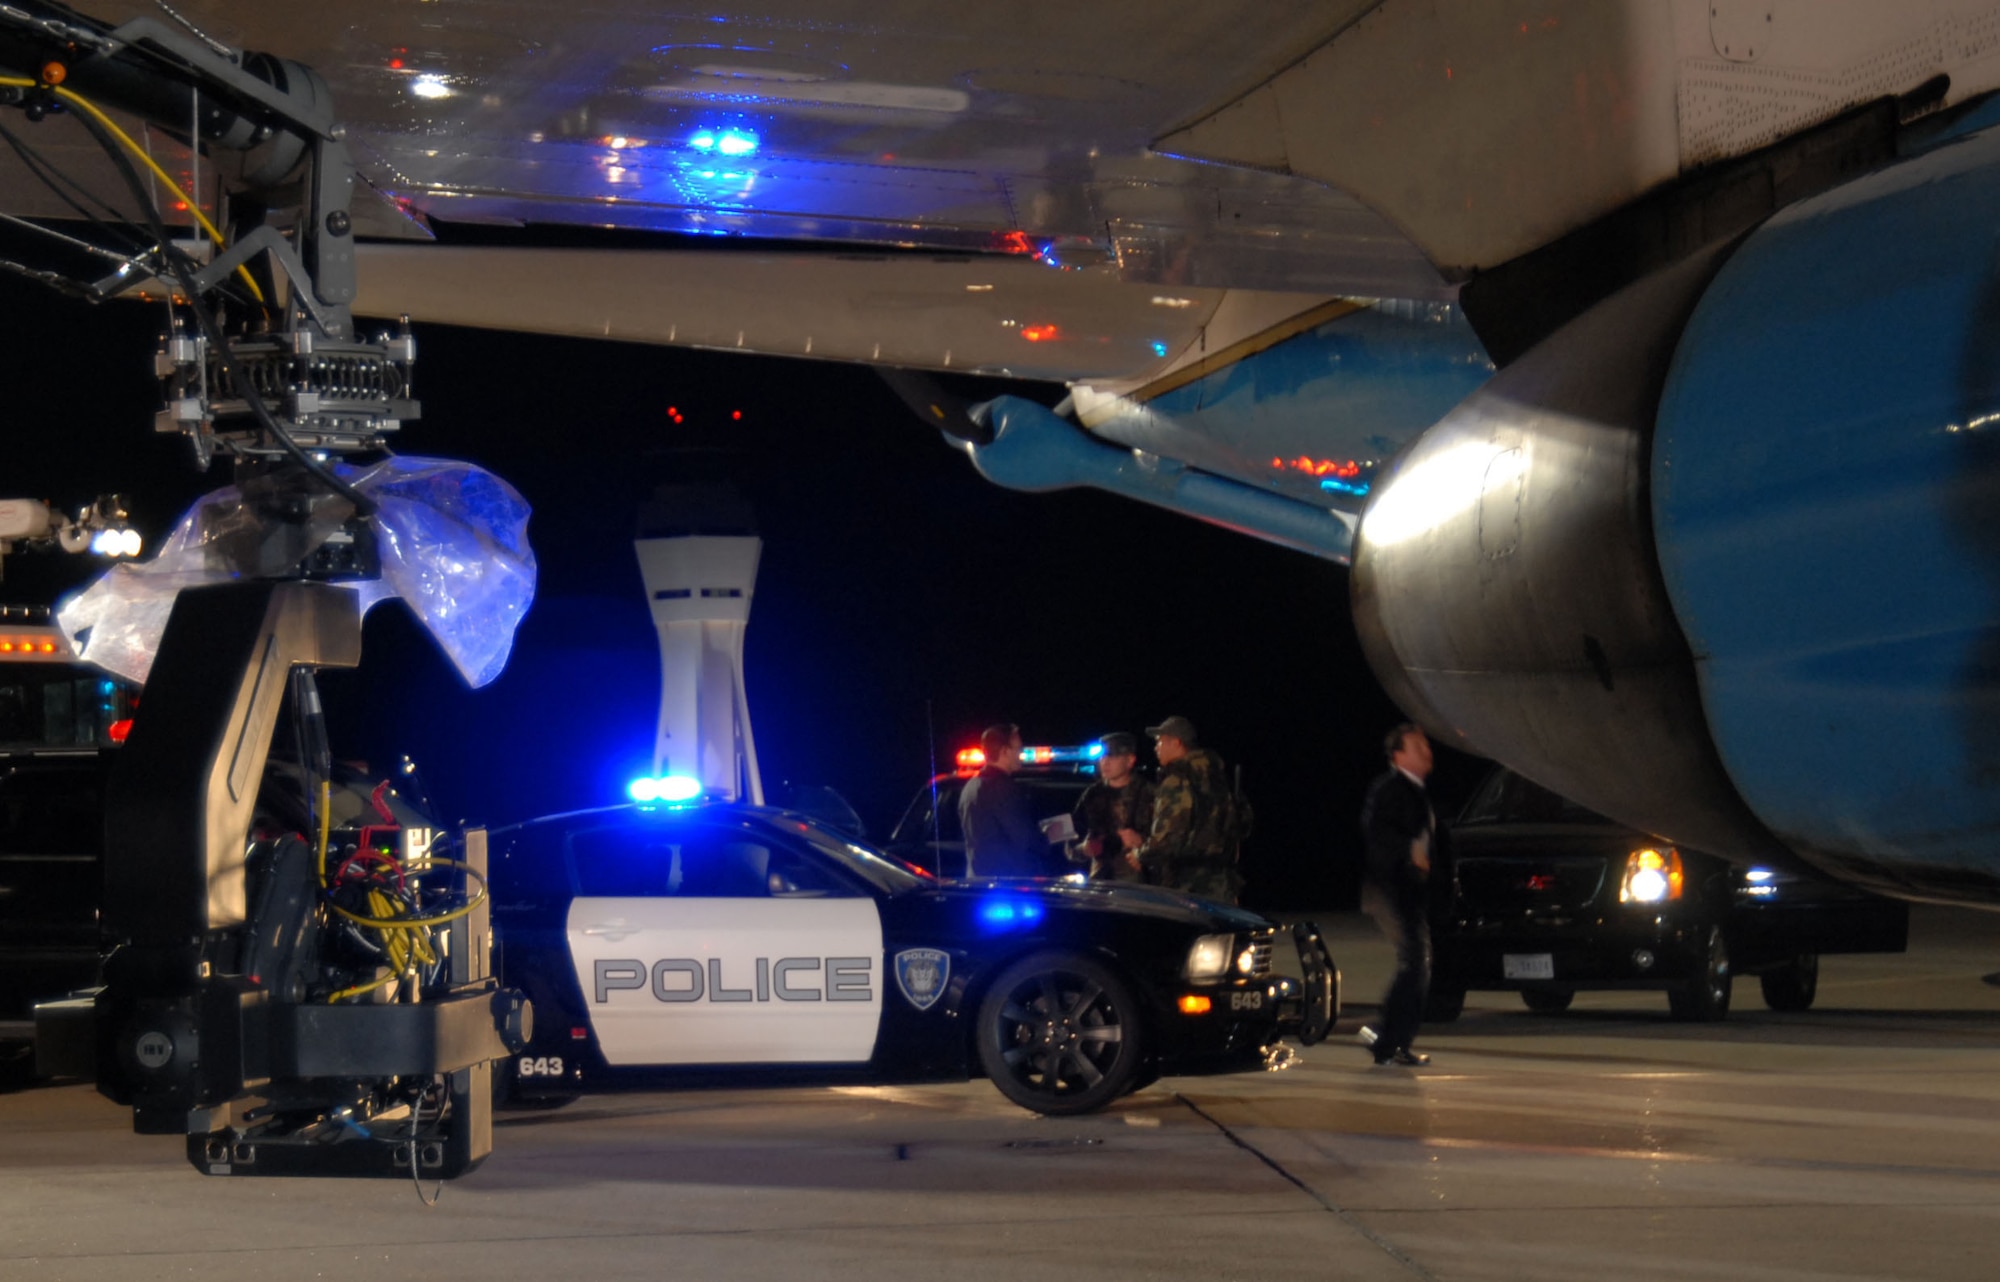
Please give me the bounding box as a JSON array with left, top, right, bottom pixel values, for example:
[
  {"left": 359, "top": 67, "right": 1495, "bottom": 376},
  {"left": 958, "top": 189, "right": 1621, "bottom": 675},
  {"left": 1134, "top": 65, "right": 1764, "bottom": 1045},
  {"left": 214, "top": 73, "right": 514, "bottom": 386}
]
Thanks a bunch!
[{"left": 1184, "top": 934, "right": 1234, "bottom": 981}]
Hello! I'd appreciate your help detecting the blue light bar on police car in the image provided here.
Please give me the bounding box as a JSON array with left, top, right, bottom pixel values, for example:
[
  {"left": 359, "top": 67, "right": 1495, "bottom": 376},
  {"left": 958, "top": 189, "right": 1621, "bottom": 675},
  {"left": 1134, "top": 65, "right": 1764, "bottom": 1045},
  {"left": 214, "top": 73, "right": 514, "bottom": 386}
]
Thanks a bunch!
[
  {"left": 1018, "top": 744, "right": 1104, "bottom": 765},
  {"left": 629, "top": 775, "right": 703, "bottom": 804}
]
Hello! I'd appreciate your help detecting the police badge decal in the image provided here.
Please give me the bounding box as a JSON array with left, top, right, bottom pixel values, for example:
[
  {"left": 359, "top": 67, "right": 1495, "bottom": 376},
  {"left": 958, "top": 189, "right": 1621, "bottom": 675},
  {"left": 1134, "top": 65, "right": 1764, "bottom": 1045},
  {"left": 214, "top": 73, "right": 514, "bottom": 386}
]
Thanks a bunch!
[{"left": 893, "top": 948, "right": 951, "bottom": 1011}]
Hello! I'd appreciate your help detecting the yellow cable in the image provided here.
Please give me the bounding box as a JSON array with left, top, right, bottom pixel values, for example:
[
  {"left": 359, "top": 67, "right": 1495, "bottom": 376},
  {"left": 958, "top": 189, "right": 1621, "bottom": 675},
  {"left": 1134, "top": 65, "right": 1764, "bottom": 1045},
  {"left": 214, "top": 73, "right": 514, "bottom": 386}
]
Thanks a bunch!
[
  {"left": 320, "top": 840, "right": 481, "bottom": 1002},
  {"left": 0, "top": 75, "right": 266, "bottom": 302},
  {"left": 322, "top": 857, "right": 488, "bottom": 930},
  {"left": 316, "top": 778, "right": 333, "bottom": 889}
]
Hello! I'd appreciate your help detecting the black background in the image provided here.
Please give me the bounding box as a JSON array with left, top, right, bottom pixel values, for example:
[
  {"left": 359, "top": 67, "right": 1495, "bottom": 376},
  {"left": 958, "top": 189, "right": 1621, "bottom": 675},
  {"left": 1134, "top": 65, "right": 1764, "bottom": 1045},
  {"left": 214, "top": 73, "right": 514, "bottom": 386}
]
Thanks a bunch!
[{"left": 1, "top": 272, "right": 1483, "bottom": 911}]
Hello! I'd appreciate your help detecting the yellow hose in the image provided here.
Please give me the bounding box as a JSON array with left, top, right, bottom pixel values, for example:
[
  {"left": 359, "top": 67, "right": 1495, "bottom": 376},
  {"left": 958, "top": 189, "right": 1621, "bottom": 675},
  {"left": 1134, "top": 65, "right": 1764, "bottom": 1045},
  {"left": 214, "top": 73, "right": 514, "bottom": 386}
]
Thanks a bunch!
[
  {"left": 314, "top": 778, "right": 487, "bottom": 1002},
  {"left": 0, "top": 74, "right": 266, "bottom": 302}
]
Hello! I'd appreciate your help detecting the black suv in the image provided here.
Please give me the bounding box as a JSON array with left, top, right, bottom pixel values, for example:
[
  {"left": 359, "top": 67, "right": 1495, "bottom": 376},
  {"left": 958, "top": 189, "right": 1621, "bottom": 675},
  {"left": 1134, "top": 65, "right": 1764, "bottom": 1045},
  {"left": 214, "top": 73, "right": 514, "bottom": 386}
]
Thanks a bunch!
[{"left": 1427, "top": 769, "right": 1909, "bottom": 1021}]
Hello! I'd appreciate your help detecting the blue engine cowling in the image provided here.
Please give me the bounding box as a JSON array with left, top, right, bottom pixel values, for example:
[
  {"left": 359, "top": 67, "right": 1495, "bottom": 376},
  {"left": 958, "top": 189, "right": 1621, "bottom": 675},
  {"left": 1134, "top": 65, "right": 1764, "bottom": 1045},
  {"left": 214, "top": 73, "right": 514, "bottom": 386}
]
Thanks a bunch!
[{"left": 1355, "top": 111, "right": 2000, "bottom": 904}]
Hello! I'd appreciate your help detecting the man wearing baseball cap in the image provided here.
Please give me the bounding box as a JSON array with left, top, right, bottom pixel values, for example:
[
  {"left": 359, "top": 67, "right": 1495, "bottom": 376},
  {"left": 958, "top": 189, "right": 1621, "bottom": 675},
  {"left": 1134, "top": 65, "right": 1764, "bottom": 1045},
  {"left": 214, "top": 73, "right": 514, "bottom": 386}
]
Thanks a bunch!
[
  {"left": 1131, "top": 716, "right": 1245, "bottom": 903},
  {"left": 1068, "top": 731, "right": 1155, "bottom": 881}
]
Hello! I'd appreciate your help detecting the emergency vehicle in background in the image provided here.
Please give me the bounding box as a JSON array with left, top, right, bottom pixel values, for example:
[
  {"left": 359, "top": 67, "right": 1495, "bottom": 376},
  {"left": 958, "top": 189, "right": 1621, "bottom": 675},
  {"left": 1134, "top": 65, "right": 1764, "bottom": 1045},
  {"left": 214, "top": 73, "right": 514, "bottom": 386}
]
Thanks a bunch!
[
  {"left": 885, "top": 742, "right": 1108, "bottom": 880},
  {"left": 0, "top": 607, "right": 135, "bottom": 1022}
]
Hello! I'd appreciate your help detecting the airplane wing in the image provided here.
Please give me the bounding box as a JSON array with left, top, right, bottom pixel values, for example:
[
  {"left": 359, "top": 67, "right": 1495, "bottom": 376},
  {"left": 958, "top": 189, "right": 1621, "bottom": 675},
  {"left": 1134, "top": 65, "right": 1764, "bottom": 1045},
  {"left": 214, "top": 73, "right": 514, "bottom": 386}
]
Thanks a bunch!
[{"left": 5, "top": 1, "right": 2000, "bottom": 906}]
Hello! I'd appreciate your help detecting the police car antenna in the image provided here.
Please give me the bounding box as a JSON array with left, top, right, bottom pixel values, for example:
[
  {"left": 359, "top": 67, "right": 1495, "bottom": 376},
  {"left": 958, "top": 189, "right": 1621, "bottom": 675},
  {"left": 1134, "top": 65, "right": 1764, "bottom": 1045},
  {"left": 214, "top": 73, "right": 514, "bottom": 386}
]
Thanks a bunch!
[{"left": 924, "top": 697, "right": 942, "bottom": 878}]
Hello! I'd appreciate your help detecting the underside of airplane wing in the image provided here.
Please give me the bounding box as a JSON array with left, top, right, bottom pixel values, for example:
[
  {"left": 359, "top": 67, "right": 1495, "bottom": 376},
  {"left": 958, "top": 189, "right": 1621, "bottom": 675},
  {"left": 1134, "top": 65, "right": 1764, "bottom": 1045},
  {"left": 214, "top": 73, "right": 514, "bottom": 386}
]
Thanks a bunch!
[{"left": 2, "top": 0, "right": 1999, "bottom": 909}]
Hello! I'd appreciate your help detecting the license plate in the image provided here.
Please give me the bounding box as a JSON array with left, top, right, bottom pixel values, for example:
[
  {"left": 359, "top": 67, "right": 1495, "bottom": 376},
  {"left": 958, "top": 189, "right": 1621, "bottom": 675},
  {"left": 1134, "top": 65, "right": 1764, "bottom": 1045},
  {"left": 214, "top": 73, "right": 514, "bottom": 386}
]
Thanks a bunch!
[{"left": 1503, "top": 953, "right": 1555, "bottom": 980}]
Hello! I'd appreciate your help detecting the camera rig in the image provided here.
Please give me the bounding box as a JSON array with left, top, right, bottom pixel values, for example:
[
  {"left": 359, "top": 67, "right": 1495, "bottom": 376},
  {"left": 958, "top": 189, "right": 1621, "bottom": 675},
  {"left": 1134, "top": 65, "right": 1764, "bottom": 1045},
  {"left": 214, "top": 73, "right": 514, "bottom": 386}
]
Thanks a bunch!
[{"left": 3, "top": 1, "right": 528, "bottom": 1179}]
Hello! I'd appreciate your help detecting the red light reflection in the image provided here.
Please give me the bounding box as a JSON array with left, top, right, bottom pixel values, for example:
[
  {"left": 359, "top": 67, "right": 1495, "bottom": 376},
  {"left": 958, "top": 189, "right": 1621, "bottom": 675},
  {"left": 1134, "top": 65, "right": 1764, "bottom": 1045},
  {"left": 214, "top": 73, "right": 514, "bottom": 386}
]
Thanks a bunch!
[{"left": 1270, "top": 455, "right": 1364, "bottom": 479}]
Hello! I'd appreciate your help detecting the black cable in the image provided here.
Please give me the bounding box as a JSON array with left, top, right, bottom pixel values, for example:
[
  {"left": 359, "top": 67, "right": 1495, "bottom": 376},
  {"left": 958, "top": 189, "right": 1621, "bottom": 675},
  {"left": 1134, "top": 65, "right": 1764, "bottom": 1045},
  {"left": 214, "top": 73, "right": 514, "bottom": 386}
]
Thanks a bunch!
[
  {"left": 57, "top": 96, "right": 375, "bottom": 516},
  {"left": 0, "top": 116, "right": 150, "bottom": 250},
  {"left": 0, "top": 255, "right": 97, "bottom": 297}
]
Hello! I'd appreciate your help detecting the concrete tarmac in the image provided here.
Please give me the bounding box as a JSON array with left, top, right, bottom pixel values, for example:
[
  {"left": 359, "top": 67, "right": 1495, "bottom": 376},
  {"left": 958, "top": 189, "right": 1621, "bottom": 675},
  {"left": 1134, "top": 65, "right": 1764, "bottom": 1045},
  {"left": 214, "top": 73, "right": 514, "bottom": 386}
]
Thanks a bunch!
[{"left": 3, "top": 906, "right": 1996, "bottom": 1281}]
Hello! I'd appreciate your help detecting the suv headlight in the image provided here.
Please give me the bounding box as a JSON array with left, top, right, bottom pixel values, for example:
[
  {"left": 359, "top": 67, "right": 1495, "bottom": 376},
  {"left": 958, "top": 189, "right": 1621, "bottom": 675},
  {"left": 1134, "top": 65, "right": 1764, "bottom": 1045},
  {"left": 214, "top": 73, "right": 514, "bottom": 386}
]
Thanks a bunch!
[
  {"left": 1619, "top": 847, "right": 1684, "bottom": 904},
  {"left": 1184, "top": 933, "right": 1234, "bottom": 981}
]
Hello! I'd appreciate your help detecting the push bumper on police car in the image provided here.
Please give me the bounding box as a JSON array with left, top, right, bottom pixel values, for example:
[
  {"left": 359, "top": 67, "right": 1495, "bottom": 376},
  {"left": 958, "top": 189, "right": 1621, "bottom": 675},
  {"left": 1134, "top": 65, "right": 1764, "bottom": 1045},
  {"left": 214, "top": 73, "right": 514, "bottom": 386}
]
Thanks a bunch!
[{"left": 1142, "top": 920, "right": 1339, "bottom": 1066}]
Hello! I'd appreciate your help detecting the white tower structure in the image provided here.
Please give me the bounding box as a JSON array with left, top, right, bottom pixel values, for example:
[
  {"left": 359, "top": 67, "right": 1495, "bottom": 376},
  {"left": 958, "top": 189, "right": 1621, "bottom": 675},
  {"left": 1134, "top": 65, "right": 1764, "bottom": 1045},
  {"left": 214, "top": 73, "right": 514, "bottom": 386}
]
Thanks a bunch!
[{"left": 633, "top": 488, "right": 763, "bottom": 803}]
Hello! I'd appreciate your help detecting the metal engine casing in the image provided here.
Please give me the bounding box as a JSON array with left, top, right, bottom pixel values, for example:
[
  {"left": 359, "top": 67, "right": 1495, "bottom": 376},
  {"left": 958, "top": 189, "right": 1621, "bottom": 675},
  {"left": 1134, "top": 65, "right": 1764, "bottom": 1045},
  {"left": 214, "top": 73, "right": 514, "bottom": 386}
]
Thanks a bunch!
[{"left": 1351, "top": 245, "right": 1784, "bottom": 864}]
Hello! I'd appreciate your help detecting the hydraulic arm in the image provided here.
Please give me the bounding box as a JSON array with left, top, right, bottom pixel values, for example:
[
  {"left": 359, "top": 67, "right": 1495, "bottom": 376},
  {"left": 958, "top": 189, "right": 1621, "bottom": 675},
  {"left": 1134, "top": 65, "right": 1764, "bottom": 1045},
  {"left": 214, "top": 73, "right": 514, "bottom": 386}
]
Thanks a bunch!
[{"left": 3, "top": 1, "right": 528, "bottom": 1178}]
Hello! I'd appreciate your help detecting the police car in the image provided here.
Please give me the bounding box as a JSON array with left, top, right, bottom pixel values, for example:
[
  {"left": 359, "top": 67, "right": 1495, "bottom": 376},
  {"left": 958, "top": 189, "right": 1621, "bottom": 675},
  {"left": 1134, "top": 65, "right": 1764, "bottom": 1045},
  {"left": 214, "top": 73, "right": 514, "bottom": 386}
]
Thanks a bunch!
[
  {"left": 885, "top": 742, "right": 1107, "bottom": 880},
  {"left": 489, "top": 789, "right": 1337, "bottom": 1115}
]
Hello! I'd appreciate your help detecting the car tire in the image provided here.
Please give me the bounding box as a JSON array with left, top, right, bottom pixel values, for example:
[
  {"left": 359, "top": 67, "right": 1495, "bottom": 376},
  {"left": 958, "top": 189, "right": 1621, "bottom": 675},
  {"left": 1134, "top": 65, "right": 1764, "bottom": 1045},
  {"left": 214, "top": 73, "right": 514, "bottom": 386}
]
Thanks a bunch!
[
  {"left": 1423, "top": 987, "right": 1466, "bottom": 1023},
  {"left": 975, "top": 951, "right": 1144, "bottom": 1116},
  {"left": 1521, "top": 988, "right": 1574, "bottom": 1014},
  {"left": 1667, "top": 925, "right": 1732, "bottom": 1022},
  {"left": 1759, "top": 952, "right": 1819, "bottom": 1012}
]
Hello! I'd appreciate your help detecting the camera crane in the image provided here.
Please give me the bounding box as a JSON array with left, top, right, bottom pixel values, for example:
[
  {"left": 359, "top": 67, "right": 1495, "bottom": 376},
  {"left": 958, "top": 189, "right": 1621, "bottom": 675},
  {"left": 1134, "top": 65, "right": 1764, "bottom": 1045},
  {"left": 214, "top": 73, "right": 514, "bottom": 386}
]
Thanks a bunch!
[{"left": 1, "top": 0, "right": 527, "bottom": 1180}]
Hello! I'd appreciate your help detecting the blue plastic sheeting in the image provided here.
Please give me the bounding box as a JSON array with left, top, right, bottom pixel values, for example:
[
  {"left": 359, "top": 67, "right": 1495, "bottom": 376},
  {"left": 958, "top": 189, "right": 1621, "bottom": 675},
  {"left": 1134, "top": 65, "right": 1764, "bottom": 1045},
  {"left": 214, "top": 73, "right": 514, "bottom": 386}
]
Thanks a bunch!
[
  {"left": 58, "top": 457, "right": 535, "bottom": 689},
  {"left": 960, "top": 396, "right": 1356, "bottom": 563},
  {"left": 1653, "top": 120, "right": 2000, "bottom": 888},
  {"left": 1083, "top": 301, "right": 1493, "bottom": 514}
]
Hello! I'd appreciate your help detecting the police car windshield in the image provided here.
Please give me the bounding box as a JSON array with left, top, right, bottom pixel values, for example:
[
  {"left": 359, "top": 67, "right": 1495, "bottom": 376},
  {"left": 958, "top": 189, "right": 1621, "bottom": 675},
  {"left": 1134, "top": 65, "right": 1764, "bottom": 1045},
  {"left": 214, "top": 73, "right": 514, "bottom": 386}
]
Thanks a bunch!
[{"left": 778, "top": 816, "right": 927, "bottom": 894}]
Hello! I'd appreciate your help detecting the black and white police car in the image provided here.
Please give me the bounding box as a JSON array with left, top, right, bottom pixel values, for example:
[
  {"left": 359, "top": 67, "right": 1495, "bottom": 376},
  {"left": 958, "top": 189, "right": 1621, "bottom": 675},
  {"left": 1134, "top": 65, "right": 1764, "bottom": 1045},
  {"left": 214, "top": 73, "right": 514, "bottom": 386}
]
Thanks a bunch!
[{"left": 489, "top": 790, "right": 1337, "bottom": 1115}]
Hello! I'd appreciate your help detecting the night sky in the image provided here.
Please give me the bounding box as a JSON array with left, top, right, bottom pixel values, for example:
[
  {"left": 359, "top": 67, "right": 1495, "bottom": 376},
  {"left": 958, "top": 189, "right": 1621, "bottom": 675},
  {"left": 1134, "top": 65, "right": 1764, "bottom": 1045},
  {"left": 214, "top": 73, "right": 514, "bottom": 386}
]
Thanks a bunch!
[{"left": 2, "top": 268, "right": 1483, "bottom": 911}]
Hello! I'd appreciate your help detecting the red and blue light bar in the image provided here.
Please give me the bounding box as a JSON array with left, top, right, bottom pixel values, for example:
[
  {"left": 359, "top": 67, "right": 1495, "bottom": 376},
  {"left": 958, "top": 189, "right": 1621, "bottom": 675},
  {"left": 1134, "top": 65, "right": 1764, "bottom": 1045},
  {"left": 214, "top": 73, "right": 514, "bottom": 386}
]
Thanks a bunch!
[{"left": 954, "top": 742, "right": 1106, "bottom": 775}]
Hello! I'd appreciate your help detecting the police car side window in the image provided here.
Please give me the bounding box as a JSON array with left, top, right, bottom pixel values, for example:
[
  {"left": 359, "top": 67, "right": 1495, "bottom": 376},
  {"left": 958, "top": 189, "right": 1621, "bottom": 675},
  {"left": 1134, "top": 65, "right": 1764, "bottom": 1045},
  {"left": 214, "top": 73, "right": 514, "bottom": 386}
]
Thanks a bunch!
[
  {"left": 568, "top": 825, "right": 681, "bottom": 898},
  {"left": 489, "top": 827, "right": 571, "bottom": 903},
  {"left": 764, "top": 847, "right": 854, "bottom": 898},
  {"left": 673, "top": 835, "right": 775, "bottom": 897},
  {"left": 926, "top": 780, "right": 964, "bottom": 842}
]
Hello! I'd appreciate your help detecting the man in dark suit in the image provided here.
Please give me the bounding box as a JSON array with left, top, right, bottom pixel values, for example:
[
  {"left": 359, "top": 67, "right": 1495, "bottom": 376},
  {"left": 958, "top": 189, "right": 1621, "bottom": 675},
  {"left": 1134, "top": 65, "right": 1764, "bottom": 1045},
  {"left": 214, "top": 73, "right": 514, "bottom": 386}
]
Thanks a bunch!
[{"left": 1359, "top": 722, "right": 1436, "bottom": 1067}]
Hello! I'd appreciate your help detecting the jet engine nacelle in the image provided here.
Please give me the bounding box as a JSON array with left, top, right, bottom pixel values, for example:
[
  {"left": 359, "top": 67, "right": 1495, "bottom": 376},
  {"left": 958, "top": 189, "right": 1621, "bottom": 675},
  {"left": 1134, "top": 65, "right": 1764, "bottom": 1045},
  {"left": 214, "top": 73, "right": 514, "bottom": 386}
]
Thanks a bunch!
[{"left": 1355, "top": 113, "right": 2000, "bottom": 904}]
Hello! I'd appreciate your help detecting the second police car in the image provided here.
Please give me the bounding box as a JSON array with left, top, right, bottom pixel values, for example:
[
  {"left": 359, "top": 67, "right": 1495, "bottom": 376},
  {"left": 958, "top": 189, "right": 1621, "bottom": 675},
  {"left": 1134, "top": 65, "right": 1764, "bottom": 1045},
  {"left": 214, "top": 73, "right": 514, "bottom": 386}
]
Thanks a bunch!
[
  {"left": 885, "top": 741, "right": 1103, "bottom": 879},
  {"left": 490, "top": 777, "right": 1337, "bottom": 1115}
]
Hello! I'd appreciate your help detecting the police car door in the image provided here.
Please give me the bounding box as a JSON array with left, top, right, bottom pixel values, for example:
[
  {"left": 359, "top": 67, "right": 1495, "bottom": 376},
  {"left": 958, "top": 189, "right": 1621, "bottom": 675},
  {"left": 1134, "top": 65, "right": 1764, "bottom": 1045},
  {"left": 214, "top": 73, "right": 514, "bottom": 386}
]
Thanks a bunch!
[{"left": 565, "top": 819, "right": 884, "bottom": 1065}]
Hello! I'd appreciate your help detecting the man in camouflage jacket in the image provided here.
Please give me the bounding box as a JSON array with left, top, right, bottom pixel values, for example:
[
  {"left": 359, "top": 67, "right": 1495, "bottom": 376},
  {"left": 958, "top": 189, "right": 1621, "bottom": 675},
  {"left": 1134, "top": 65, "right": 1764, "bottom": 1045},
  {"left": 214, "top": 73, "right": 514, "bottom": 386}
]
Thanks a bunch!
[
  {"left": 1068, "top": 731, "right": 1156, "bottom": 881},
  {"left": 1131, "top": 715, "right": 1242, "bottom": 904}
]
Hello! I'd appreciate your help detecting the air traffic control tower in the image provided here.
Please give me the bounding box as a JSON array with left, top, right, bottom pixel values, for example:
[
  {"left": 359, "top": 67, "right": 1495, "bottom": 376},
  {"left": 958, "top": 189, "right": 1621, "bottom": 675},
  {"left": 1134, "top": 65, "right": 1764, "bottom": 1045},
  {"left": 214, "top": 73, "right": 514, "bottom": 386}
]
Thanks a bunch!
[{"left": 634, "top": 485, "right": 763, "bottom": 803}]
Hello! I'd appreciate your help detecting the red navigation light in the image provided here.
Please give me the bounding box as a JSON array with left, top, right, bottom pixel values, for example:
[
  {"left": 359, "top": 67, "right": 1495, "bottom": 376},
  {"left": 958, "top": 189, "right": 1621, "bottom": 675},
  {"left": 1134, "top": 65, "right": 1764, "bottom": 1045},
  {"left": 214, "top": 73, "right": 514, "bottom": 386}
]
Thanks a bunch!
[
  {"left": 107, "top": 719, "right": 133, "bottom": 744},
  {"left": 731, "top": 410, "right": 742, "bottom": 420}
]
